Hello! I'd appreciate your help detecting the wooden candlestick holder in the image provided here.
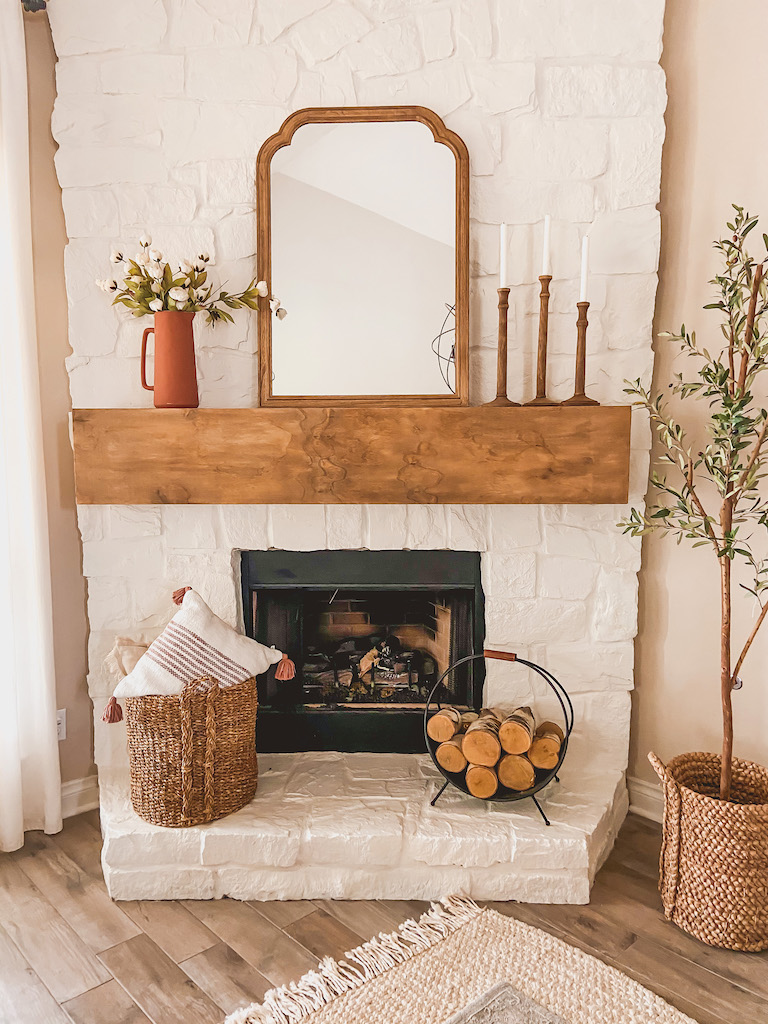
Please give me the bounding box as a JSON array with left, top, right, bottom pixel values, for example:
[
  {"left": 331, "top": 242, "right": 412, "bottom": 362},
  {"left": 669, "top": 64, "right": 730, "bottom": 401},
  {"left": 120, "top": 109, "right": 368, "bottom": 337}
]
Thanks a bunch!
[
  {"left": 563, "top": 301, "right": 599, "bottom": 406},
  {"left": 525, "top": 275, "right": 557, "bottom": 406},
  {"left": 485, "top": 287, "right": 520, "bottom": 407}
]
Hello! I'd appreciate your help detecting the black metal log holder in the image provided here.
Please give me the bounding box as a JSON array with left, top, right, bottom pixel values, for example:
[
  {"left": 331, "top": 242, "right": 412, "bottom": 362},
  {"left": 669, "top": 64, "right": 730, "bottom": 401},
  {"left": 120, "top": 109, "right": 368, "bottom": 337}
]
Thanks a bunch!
[{"left": 423, "top": 650, "right": 574, "bottom": 826}]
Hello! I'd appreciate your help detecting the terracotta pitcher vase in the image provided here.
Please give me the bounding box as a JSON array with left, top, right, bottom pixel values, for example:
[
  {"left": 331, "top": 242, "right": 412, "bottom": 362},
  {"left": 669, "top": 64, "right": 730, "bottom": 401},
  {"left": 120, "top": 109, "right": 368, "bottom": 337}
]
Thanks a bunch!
[{"left": 141, "top": 310, "right": 199, "bottom": 408}]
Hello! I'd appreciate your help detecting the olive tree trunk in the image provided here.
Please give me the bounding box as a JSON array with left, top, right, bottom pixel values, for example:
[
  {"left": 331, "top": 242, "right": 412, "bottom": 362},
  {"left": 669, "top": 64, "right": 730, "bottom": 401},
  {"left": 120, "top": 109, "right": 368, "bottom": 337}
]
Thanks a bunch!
[{"left": 720, "top": 505, "right": 734, "bottom": 801}]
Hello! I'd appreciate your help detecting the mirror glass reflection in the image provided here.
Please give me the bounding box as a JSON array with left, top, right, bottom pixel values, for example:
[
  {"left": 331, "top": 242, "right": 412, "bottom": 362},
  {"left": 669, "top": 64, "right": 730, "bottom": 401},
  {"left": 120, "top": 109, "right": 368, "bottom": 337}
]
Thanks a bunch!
[{"left": 270, "top": 120, "right": 456, "bottom": 397}]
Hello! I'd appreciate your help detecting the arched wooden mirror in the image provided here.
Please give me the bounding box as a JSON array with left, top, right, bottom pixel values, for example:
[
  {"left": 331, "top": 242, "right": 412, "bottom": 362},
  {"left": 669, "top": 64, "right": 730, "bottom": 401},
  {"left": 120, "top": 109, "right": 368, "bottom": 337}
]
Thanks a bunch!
[{"left": 256, "top": 106, "right": 469, "bottom": 407}]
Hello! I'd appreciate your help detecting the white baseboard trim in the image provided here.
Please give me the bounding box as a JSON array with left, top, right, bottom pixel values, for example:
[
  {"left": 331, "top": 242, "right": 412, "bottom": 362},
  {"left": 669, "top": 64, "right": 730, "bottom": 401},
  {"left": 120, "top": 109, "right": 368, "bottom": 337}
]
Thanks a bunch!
[
  {"left": 61, "top": 775, "right": 100, "bottom": 819},
  {"left": 627, "top": 775, "right": 663, "bottom": 823}
]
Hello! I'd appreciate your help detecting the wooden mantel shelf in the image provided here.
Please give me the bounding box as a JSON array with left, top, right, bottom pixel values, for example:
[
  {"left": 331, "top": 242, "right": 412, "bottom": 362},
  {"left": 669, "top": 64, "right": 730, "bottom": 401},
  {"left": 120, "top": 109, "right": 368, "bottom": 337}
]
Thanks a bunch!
[{"left": 71, "top": 406, "right": 631, "bottom": 505}]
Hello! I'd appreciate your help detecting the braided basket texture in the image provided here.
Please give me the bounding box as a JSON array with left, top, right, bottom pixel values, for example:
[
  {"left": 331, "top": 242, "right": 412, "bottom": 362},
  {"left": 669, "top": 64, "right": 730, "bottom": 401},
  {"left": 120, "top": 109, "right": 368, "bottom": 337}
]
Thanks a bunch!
[
  {"left": 125, "top": 676, "right": 258, "bottom": 827},
  {"left": 650, "top": 750, "right": 768, "bottom": 951}
]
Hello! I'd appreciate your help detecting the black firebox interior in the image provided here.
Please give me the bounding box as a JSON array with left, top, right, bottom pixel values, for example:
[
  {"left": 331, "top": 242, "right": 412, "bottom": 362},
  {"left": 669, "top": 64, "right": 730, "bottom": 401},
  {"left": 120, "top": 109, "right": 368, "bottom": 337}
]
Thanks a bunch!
[{"left": 241, "top": 550, "right": 485, "bottom": 753}]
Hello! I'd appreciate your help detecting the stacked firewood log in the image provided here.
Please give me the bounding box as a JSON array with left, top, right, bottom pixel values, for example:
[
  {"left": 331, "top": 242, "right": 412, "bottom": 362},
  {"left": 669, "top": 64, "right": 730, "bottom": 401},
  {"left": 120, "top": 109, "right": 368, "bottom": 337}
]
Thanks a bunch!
[{"left": 427, "top": 704, "right": 564, "bottom": 798}]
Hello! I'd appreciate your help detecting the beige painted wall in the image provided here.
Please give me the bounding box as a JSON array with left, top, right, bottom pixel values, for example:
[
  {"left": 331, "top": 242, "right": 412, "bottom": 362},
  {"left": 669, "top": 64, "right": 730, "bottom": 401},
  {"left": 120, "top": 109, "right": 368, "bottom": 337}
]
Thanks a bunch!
[
  {"left": 24, "top": 13, "right": 92, "bottom": 785},
  {"left": 631, "top": 0, "right": 768, "bottom": 784}
]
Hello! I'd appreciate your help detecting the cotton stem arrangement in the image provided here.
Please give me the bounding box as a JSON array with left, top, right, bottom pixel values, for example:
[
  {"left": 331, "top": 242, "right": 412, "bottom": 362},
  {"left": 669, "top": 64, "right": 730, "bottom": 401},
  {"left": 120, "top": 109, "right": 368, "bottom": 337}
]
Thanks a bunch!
[
  {"left": 620, "top": 206, "right": 768, "bottom": 800},
  {"left": 95, "top": 234, "right": 286, "bottom": 325}
]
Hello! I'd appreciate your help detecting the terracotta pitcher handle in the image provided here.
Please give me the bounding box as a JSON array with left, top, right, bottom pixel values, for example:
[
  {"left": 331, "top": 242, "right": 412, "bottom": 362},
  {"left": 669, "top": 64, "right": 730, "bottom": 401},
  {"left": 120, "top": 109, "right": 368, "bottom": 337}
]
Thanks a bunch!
[{"left": 141, "top": 326, "right": 154, "bottom": 391}]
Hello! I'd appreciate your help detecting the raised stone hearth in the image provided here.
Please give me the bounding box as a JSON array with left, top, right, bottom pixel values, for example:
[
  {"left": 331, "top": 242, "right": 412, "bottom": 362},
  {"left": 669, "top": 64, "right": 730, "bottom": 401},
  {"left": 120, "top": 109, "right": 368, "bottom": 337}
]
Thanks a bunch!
[{"left": 98, "top": 753, "right": 627, "bottom": 902}]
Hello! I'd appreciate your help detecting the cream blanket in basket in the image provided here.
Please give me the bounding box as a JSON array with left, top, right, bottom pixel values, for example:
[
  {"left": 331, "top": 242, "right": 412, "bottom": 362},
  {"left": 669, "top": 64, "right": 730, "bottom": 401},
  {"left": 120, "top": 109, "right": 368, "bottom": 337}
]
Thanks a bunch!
[{"left": 113, "top": 589, "right": 283, "bottom": 698}]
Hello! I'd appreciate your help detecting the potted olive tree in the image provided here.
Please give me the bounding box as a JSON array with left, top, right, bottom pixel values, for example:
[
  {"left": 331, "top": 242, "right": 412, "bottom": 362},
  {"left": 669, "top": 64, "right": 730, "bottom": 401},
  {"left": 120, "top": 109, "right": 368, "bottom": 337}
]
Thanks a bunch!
[{"left": 621, "top": 206, "right": 768, "bottom": 951}]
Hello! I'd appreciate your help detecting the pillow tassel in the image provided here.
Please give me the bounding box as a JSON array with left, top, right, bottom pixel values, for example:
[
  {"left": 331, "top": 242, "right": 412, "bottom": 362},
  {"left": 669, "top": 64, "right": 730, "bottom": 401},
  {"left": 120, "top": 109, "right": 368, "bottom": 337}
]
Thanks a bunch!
[
  {"left": 102, "top": 695, "right": 123, "bottom": 724},
  {"left": 275, "top": 652, "right": 296, "bottom": 681},
  {"left": 172, "top": 585, "right": 191, "bottom": 606}
]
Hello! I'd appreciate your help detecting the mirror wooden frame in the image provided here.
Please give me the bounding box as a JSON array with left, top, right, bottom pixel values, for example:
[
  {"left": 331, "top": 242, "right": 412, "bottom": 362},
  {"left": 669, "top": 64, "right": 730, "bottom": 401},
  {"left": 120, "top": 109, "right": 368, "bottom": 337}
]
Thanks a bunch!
[{"left": 256, "top": 106, "right": 470, "bottom": 407}]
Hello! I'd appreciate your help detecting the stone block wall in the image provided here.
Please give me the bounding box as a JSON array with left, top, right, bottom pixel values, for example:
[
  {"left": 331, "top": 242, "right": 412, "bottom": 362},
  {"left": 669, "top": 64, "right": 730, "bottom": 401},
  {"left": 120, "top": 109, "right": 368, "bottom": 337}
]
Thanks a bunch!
[
  {"left": 85, "top": 502, "right": 643, "bottom": 780},
  {"left": 48, "top": 0, "right": 667, "bottom": 785}
]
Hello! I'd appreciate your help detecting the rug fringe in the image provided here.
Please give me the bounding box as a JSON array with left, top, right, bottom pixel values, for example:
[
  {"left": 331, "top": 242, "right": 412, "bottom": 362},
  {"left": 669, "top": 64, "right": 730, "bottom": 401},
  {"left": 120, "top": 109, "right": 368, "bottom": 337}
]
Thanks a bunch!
[{"left": 224, "top": 896, "right": 483, "bottom": 1024}]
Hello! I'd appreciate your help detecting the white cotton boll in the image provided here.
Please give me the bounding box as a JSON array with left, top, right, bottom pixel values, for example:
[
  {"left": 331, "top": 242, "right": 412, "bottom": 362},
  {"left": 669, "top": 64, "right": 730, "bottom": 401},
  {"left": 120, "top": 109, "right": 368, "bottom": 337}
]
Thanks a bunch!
[
  {"left": 149, "top": 248, "right": 162, "bottom": 262},
  {"left": 148, "top": 263, "right": 164, "bottom": 280},
  {"left": 149, "top": 298, "right": 163, "bottom": 311},
  {"left": 151, "top": 280, "right": 162, "bottom": 294},
  {"left": 197, "top": 251, "right": 210, "bottom": 263},
  {"left": 168, "top": 286, "right": 188, "bottom": 304},
  {"left": 136, "top": 251, "right": 150, "bottom": 267},
  {"left": 269, "top": 297, "right": 280, "bottom": 312},
  {"left": 181, "top": 259, "right": 195, "bottom": 274},
  {"left": 110, "top": 250, "right": 123, "bottom": 264},
  {"left": 106, "top": 279, "right": 118, "bottom": 291},
  {"left": 275, "top": 307, "right": 287, "bottom": 320},
  {"left": 139, "top": 233, "right": 152, "bottom": 248},
  {"left": 256, "top": 280, "right": 269, "bottom": 297}
]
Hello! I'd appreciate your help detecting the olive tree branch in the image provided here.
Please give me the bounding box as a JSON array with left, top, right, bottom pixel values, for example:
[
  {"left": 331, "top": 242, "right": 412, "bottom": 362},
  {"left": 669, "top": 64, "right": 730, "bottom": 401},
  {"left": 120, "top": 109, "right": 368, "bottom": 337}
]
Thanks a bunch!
[
  {"left": 737, "top": 263, "right": 764, "bottom": 394},
  {"left": 731, "top": 600, "right": 768, "bottom": 685},
  {"left": 734, "top": 421, "right": 768, "bottom": 497}
]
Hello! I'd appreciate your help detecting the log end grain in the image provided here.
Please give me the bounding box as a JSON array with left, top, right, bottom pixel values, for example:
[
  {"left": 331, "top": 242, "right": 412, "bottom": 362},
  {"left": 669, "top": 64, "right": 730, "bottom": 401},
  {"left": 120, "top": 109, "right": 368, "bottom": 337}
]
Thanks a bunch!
[
  {"left": 435, "top": 737, "right": 468, "bottom": 773},
  {"left": 461, "top": 728, "right": 502, "bottom": 768},
  {"left": 426, "top": 709, "right": 460, "bottom": 743},
  {"left": 497, "top": 753, "right": 536, "bottom": 791},
  {"left": 465, "top": 764, "right": 498, "bottom": 799}
]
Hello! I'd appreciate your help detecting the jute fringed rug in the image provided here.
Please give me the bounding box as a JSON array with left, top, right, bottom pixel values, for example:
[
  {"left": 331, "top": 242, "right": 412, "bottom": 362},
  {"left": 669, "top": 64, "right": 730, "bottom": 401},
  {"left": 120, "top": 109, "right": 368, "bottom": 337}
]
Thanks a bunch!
[{"left": 224, "top": 897, "right": 699, "bottom": 1024}]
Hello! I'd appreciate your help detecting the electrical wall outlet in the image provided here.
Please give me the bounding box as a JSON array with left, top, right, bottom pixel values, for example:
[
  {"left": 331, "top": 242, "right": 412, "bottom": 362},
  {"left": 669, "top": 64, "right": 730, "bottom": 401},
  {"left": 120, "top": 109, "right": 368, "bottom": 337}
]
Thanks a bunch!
[{"left": 56, "top": 709, "right": 66, "bottom": 741}]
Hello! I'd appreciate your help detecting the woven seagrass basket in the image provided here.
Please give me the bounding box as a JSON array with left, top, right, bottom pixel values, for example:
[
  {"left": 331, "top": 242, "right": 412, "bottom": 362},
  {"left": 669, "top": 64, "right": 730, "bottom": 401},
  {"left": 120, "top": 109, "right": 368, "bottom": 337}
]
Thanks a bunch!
[
  {"left": 124, "top": 675, "right": 258, "bottom": 827},
  {"left": 650, "top": 751, "right": 768, "bottom": 951}
]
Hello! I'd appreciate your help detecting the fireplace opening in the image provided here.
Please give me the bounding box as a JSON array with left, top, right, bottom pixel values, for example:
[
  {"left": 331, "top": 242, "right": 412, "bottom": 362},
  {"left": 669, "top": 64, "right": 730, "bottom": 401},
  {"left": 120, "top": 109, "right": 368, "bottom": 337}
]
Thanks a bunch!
[{"left": 241, "top": 550, "right": 485, "bottom": 753}]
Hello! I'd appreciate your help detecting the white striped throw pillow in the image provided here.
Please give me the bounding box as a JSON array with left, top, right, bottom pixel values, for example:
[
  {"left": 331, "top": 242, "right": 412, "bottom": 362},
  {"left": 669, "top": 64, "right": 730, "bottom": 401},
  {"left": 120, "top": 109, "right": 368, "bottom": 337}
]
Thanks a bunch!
[{"left": 113, "top": 588, "right": 284, "bottom": 698}]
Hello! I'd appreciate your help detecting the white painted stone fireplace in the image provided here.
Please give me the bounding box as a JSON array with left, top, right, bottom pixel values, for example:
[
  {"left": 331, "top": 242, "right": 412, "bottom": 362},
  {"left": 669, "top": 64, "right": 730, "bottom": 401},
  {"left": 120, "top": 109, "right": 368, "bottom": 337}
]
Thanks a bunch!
[
  {"left": 48, "top": 0, "right": 666, "bottom": 901},
  {"left": 88, "top": 504, "right": 640, "bottom": 901}
]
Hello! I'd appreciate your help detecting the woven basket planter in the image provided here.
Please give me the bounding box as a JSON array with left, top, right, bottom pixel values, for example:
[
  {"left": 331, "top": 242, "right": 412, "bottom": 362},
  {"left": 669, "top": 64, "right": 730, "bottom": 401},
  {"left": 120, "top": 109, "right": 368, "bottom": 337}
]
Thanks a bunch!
[
  {"left": 125, "top": 676, "right": 258, "bottom": 828},
  {"left": 650, "top": 751, "right": 768, "bottom": 951}
]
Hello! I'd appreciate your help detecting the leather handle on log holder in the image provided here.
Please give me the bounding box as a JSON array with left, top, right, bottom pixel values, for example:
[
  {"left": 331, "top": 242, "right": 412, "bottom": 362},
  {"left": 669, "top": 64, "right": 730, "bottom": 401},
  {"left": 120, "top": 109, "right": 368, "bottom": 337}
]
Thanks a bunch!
[{"left": 483, "top": 649, "right": 517, "bottom": 662}]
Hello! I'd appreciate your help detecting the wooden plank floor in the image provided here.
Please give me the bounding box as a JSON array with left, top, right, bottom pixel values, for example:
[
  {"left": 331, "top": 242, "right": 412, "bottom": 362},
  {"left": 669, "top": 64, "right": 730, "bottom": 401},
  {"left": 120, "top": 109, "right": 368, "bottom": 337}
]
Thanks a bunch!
[{"left": 1, "top": 811, "right": 765, "bottom": 1024}]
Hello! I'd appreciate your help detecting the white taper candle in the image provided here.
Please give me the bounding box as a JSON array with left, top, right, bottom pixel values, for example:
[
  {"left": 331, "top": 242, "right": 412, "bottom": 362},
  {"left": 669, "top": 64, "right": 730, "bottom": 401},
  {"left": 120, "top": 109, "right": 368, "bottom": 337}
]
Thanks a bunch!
[
  {"left": 579, "top": 235, "right": 589, "bottom": 302},
  {"left": 499, "top": 223, "right": 508, "bottom": 287},
  {"left": 542, "top": 215, "right": 552, "bottom": 276}
]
